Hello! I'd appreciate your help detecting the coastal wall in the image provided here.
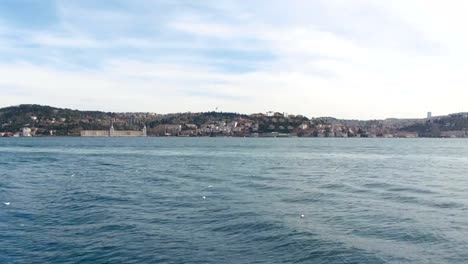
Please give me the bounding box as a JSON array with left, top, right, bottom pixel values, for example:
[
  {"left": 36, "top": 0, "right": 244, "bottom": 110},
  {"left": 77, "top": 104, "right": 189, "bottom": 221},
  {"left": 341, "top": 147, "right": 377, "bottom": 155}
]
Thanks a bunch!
[
  {"left": 110, "top": 130, "right": 146, "bottom": 137},
  {"left": 81, "top": 128, "right": 147, "bottom": 137},
  {"left": 80, "top": 130, "right": 109, "bottom": 137}
]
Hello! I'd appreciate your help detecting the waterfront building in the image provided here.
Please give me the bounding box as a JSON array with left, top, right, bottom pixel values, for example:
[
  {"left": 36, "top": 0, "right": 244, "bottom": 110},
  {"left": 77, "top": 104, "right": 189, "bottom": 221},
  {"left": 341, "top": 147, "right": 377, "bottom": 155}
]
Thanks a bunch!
[
  {"left": 395, "top": 132, "right": 418, "bottom": 138},
  {"left": 80, "top": 123, "right": 147, "bottom": 137},
  {"left": 80, "top": 130, "right": 110, "bottom": 137},
  {"left": 164, "top": 125, "right": 182, "bottom": 136},
  {"left": 22, "top": 127, "right": 32, "bottom": 137},
  {"left": 441, "top": 131, "right": 467, "bottom": 138},
  {"left": 185, "top": 124, "right": 198, "bottom": 130}
]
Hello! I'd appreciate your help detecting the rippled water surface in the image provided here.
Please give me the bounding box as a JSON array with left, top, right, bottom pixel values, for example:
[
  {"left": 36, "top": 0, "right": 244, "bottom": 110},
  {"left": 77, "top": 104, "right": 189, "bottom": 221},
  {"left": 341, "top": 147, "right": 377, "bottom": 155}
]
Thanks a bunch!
[{"left": 1, "top": 138, "right": 468, "bottom": 263}]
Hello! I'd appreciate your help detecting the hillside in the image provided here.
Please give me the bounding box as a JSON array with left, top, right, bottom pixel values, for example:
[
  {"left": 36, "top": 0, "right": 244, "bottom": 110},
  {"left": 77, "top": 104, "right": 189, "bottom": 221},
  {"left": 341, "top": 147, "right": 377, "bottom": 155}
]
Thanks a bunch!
[
  {"left": 0, "top": 105, "right": 258, "bottom": 136},
  {"left": 400, "top": 113, "right": 468, "bottom": 137},
  {"left": 1, "top": 104, "right": 468, "bottom": 137},
  {"left": 0, "top": 105, "right": 113, "bottom": 136}
]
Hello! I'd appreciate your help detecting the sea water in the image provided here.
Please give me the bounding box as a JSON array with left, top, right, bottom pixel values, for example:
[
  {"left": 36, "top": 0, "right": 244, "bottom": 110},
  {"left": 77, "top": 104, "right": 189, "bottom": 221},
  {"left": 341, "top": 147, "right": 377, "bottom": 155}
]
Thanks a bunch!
[{"left": 1, "top": 138, "right": 468, "bottom": 263}]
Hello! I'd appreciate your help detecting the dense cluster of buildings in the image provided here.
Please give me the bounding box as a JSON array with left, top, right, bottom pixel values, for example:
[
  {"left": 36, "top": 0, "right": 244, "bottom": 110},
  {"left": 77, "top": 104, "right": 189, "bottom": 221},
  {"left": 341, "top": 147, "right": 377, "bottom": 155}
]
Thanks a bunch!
[
  {"left": 2, "top": 105, "right": 468, "bottom": 138},
  {"left": 143, "top": 113, "right": 424, "bottom": 138}
]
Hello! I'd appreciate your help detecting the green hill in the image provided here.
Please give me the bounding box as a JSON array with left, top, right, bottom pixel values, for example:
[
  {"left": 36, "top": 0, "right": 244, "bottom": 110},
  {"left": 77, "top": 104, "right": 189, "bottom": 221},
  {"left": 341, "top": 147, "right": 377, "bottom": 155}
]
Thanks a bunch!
[{"left": 0, "top": 104, "right": 111, "bottom": 136}]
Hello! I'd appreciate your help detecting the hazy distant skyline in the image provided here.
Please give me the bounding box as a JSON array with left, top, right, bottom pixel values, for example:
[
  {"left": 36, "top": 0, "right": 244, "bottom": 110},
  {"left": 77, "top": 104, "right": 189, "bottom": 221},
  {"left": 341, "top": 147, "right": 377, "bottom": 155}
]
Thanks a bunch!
[{"left": 1, "top": 0, "right": 467, "bottom": 119}]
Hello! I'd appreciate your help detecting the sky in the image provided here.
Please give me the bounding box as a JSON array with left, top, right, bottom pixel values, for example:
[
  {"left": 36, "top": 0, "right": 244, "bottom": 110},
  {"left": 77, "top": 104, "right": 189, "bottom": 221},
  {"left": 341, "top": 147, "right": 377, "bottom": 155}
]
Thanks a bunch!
[{"left": 1, "top": 0, "right": 467, "bottom": 119}]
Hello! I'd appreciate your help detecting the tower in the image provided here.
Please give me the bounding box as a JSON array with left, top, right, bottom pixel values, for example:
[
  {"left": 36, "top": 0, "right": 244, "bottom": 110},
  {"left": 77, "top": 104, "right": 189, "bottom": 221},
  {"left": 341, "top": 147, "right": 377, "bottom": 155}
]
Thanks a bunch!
[
  {"left": 109, "top": 120, "right": 115, "bottom": 136},
  {"left": 427, "top": 112, "right": 432, "bottom": 119},
  {"left": 142, "top": 124, "right": 147, "bottom": 137}
]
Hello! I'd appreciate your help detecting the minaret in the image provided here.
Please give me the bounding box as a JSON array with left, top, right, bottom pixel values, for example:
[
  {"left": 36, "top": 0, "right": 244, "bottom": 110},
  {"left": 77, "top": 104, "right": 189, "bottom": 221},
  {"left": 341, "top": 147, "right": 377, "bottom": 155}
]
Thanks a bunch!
[
  {"left": 109, "top": 120, "right": 115, "bottom": 137},
  {"left": 142, "top": 124, "right": 147, "bottom": 137}
]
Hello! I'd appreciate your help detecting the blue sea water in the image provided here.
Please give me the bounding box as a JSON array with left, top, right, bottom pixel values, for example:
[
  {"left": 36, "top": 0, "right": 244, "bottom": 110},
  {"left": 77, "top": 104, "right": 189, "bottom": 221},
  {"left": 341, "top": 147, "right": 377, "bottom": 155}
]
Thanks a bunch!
[{"left": 1, "top": 137, "right": 468, "bottom": 263}]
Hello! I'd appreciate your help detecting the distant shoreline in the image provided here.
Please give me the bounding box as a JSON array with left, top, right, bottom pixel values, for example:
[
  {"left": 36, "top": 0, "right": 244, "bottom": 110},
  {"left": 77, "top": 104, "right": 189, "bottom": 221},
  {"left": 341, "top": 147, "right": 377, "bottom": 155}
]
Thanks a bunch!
[
  {"left": 1, "top": 136, "right": 466, "bottom": 139},
  {"left": 2, "top": 104, "right": 468, "bottom": 138}
]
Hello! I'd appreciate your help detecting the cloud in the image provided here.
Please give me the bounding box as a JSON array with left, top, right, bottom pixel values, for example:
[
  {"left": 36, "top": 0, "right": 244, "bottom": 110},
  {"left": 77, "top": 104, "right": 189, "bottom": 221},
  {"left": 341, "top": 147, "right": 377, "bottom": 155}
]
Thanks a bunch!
[
  {"left": 31, "top": 33, "right": 101, "bottom": 48},
  {"left": 0, "top": 0, "right": 468, "bottom": 119}
]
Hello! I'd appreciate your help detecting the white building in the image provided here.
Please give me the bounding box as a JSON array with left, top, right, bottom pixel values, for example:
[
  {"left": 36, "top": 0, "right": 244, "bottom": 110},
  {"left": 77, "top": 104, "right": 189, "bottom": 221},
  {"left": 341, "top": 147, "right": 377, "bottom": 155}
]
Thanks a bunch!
[
  {"left": 22, "top": 127, "right": 32, "bottom": 137},
  {"left": 300, "top": 123, "right": 309, "bottom": 130}
]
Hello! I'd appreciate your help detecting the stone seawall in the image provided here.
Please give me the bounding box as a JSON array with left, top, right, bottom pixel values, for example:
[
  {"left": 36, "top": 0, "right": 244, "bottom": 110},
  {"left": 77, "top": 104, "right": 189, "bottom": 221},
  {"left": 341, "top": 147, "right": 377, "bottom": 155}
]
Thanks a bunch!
[
  {"left": 80, "top": 130, "right": 146, "bottom": 137},
  {"left": 110, "top": 131, "right": 146, "bottom": 137},
  {"left": 80, "top": 130, "right": 109, "bottom": 137}
]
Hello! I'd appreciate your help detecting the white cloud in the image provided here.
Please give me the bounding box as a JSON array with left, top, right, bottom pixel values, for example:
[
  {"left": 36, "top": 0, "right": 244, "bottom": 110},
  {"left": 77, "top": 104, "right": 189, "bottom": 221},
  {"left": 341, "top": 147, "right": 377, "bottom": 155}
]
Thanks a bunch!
[
  {"left": 1, "top": 1, "right": 468, "bottom": 119},
  {"left": 31, "top": 33, "right": 101, "bottom": 48},
  {"left": 170, "top": 21, "right": 241, "bottom": 38}
]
